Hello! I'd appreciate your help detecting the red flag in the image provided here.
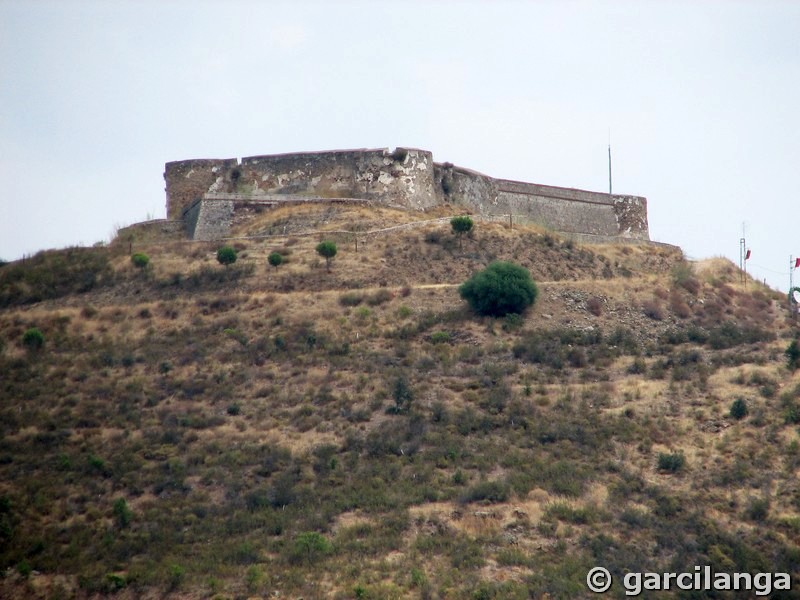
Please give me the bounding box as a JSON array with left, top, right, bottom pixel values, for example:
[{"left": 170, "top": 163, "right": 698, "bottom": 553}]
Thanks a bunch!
[
  {"left": 794, "top": 258, "right": 800, "bottom": 269},
  {"left": 745, "top": 249, "right": 751, "bottom": 260}
]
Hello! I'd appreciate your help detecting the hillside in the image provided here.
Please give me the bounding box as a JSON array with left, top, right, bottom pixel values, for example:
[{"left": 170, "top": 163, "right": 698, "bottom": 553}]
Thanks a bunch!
[{"left": 1, "top": 205, "right": 799, "bottom": 599}]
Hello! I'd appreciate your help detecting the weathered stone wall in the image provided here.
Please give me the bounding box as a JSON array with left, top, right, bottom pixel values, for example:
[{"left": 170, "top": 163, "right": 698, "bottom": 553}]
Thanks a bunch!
[
  {"left": 165, "top": 148, "right": 650, "bottom": 241},
  {"left": 164, "top": 158, "right": 238, "bottom": 219},
  {"left": 432, "top": 164, "right": 649, "bottom": 240},
  {"left": 238, "top": 148, "right": 437, "bottom": 210},
  {"left": 165, "top": 148, "right": 437, "bottom": 221},
  {"left": 183, "top": 198, "right": 234, "bottom": 242}
]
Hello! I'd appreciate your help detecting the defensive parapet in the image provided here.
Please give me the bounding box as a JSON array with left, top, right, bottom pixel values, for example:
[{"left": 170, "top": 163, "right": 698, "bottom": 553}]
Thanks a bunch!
[
  {"left": 164, "top": 147, "right": 650, "bottom": 242},
  {"left": 433, "top": 163, "right": 648, "bottom": 240}
]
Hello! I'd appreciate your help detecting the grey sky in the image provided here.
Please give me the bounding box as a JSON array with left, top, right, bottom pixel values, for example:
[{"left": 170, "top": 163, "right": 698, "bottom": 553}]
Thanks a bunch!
[{"left": 2, "top": 0, "right": 799, "bottom": 290}]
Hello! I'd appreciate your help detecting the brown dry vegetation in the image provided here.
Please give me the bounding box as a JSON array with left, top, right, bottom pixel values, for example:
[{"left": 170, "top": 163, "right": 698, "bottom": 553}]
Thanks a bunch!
[{"left": 1, "top": 205, "right": 799, "bottom": 599}]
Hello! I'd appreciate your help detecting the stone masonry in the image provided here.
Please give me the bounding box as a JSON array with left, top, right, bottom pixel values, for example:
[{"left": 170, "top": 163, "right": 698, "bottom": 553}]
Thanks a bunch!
[{"left": 162, "top": 147, "right": 650, "bottom": 242}]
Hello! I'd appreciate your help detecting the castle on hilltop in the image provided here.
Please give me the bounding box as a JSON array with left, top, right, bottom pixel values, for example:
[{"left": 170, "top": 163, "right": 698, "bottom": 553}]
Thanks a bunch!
[{"left": 125, "top": 148, "right": 650, "bottom": 243}]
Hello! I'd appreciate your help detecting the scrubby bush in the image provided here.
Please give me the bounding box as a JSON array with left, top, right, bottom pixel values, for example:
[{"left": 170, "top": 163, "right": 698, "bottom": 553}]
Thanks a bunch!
[
  {"left": 268, "top": 252, "right": 283, "bottom": 270},
  {"left": 389, "top": 376, "right": 414, "bottom": 414},
  {"left": 288, "top": 532, "right": 333, "bottom": 565},
  {"left": 706, "top": 321, "right": 774, "bottom": 350},
  {"left": 366, "top": 289, "right": 393, "bottom": 306},
  {"left": 460, "top": 480, "right": 509, "bottom": 504},
  {"left": 339, "top": 292, "right": 364, "bottom": 307},
  {"left": 786, "top": 340, "right": 800, "bottom": 371},
  {"left": 744, "top": 497, "right": 770, "bottom": 522},
  {"left": 130, "top": 253, "right": 149, "bottom": 270},
  {"left": 730, "top": 398, "right": 748, "bottom": 420},
  {"left": 430, "top": 331, "right": 451, "bottom": 345},
  {"left": 216, "top": 246, "right": 237, "bottom": 267},
  {"left": 459, "top": 261, "right": 537, "bottom": 317},
  {"left": 22, "top": 327, "right": 44, "bottom": 351},
  {"left": 424, "top": 230, "right": 443, "bottom": 245},
  {"left": 642, "top": 300, "right": 664, "bottom": 321},
  {"left": 657, "top": 452, "right": 686, "bottom": 473},
  {"left": 586, "top": 297, "right": 603, "bottom": 317},
  {"left": 112, "top": 498, "right": 133, "bottom": 528},
  {"left": 672, "top": 261, "right": 701, "bottom": 295},
  {"left": 316, "top": 241, "right": 337, "bottom": 270}
]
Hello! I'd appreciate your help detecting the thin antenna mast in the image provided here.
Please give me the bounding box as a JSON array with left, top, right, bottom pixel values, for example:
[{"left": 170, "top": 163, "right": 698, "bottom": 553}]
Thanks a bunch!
[{"left": 607, "top": 129, "right": 612, "bottom": 195}]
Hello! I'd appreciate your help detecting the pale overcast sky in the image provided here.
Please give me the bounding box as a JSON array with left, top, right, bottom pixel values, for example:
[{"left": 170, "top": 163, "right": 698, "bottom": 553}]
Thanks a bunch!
[{"left": 2, "top": 1, "right": 799, "bottom": 291}]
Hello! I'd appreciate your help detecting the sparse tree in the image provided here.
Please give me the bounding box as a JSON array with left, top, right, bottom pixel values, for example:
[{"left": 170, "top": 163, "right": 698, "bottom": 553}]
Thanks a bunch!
[
  {"left": 316, "top": 241, "right": 337, "bottom": 271},
  {"left": 268, "top": 252, "right": 283, "bottom": 270},
  {"left": 459, "top": 261, "right": 538, "bottom": 317},
  {"left": 450, "top": 215, "right": 474, "bottom": 249},
  {"left": 216, "top": 246, "right": 237, "bottom": 267}
]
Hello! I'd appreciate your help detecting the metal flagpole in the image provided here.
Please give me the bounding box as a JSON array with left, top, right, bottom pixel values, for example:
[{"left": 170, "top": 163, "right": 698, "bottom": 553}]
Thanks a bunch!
[{"left": 791, "top": 255, "right": 796, "bottom": 321}]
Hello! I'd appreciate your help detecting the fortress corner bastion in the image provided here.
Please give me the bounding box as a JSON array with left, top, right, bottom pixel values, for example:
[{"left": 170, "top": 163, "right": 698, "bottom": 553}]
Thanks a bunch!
[{"left": 155, "top": 147, "right": 649, "bottom": 243}]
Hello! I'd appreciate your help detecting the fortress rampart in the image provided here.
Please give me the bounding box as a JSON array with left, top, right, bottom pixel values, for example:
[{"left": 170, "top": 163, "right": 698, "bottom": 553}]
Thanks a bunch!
[{"left": 161, "top": 147, "right": 649, "bottom": 242}]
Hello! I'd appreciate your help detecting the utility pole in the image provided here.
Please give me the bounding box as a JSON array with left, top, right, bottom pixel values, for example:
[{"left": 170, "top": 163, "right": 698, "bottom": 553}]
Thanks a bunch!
[{"left": 739, "top": 223, "right": 747, "bottom": 287}]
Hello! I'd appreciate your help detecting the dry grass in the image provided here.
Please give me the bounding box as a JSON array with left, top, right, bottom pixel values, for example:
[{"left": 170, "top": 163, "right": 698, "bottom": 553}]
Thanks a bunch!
[{"left": 1, "top": 205, "right": 799, "bottom": 598}]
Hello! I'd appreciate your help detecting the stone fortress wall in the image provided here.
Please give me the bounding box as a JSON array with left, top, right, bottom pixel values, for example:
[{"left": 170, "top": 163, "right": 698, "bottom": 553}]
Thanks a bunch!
[{"left": 158, "top": 147, "right": 649, "bottom": 242}]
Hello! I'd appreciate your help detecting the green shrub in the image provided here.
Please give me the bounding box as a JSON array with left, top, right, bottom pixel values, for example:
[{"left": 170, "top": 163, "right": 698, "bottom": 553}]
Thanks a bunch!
[
  {"left": 22, "top": 327, "right": 44, "bottom": 351},
  {"left": 657, "top": 452, "right": 686, "bottom": 473},
  {"left": 389, "top": 376, "right": 414, "bottom": 414},
  {"left": 786, "top": 340, "right": 800, "bottom": 371},
  {"left": 730, "top": 398, "right": 748, "bottom": 420},
  {"left": 707, "top": 321, "right": 774, "bottom": 350},
  {"left": 216, "top": 246, "right": 237, "bottom": 267},
  {"left": 544, "top": 501, "right": 597, "bottom": 524},
  {"left": 288, "top": 531, "right": 333, "bottom": 565},
  {"left": 460, "top": 480, "right": 509, "bottom": 504},
  {"left": 430, "top": 331, "right": 451, "bottom": 345},
  {"left": 366, "top": 289, "right": 393, "bottom": 306},
  {"left": 104, "top": 573, "right": 127, "bottom": 592},
  {"left": 316, "top": 241, "right": 337, "bottom": 270},
  {"left": 17, "top": 560, "right": 32, "bottom": 578},
  {"left": 339, "top": 292, "right": 364, "bottom": 306},
  {"left": 112, "top": 498, "right": 133, "bottom": 528},
  {"left": 744, "top": 497, "right": 770, "bottom": 522},
  {"left": 167, "top": 563, "right": 185, "bottom": 591},
  {"left": 459, "top": 261, "right": 538, "bottom": 317},
  {"left": 268, "top": 252, "right": 283, "bottom": 269},
  {"left": 130, "top": 253, "right": 149, "bottom": 270}
]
